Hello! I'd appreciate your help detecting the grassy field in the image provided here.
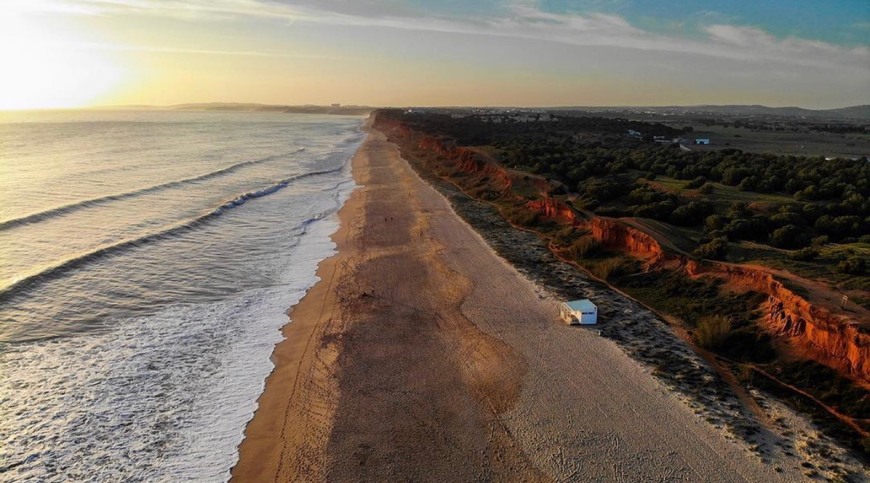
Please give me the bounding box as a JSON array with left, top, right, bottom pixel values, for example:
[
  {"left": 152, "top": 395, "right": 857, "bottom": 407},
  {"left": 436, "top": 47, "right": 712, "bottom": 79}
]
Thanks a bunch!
[
  {"left": 645, "top": 175, "right": 796, "bottom": 206},
  {"left": 728, "top": 242, "right": 870, "bottom": 293},
  {"left": 681, "top": 125, "right": 869, "bottom": 159}
]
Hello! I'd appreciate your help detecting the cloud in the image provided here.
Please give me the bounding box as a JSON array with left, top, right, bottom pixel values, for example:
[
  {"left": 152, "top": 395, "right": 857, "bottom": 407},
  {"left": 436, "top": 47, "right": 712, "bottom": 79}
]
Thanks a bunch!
[
  {"left": 276, "top": 2, "right": 870, "bottom": 73},
  {"left": 705, "top": 24, "right": 774, "bottom": 47},
  {"left": 75, "top": 42, "right": 338, "bottom": 59},
  {"left": 704, "top": 24, "right": 844, "bottom": 56},
  {"left": 702, "top": 24, "right": 866, "bottom": 68},
  {"left": 16, "top": 0, "right": 870, "bottom": 74}
]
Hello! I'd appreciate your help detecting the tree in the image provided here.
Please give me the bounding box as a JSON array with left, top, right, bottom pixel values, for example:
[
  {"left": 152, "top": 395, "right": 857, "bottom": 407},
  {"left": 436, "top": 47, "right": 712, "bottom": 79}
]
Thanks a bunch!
[
  {"left": 686, "top": 176, "right": 707, "bottom": 189},
  {"left": 817, "top": 215, "right": 863, "bottom": 239},
  {"left": 769, "top": 211, "right": 805, "bottom": 228},
  {"left": 770, "top": 224, "right": 806, "bottom": 248},
  {"left": 738, "top": 175, "right": 760, "bottom": 192},
  {"left": 693, "top": 237, "right": 729, "bottom": 260},
  {"left": 705, "top": 214, "right": 728, "bottom": 233},
  {"left": 721, "top": 167, "right": 748, "bottom": 186},
  {"left": 670, "top": 201, "right": 714, "bottom": 226},
  {"left": 794, "top": 184, "right": 819, "bottom": 201}
]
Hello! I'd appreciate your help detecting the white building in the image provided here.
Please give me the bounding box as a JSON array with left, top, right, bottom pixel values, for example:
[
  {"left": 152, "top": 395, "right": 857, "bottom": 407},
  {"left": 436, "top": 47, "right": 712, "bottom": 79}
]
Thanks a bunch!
[{"left": 560, "top": 299, "right": 598, "bottom": 325}]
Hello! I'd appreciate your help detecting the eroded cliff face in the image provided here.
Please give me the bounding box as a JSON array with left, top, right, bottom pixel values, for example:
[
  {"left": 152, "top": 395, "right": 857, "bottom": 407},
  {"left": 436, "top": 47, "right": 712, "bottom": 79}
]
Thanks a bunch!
[
  {"left": 416, "top": 135, "right": 515, "bottom": 191},
  {"left": 376, "top": 114, "right": 868, "bottom": 384},
  {"left": 688, "top": 262, "right": 870, "bottom": 382},
  {"left": 526, "top": 198, "right": 580, "bottom": 226},
  {"left": 587, "top": 218, "right": 667, "bottom": 263}
]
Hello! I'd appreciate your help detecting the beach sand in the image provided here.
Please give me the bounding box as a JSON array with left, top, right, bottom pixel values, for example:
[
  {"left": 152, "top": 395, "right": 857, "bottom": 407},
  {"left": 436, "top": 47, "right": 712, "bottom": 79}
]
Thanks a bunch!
[{"left": 231, "top": 123, "right": 808, "bottom": 481}]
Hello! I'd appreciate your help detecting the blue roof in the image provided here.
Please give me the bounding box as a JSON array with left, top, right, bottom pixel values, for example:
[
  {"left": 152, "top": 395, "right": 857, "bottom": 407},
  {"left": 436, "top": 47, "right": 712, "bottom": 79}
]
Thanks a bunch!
[{"left": 565, "top": 299, "right": 596, "bottom": 311}]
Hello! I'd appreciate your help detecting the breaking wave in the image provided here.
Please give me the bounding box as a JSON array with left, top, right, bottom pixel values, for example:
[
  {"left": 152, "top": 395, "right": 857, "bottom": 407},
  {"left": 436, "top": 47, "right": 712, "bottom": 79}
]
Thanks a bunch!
[{"left": 0, "top": 148, "right": 305, "bottom": 231}]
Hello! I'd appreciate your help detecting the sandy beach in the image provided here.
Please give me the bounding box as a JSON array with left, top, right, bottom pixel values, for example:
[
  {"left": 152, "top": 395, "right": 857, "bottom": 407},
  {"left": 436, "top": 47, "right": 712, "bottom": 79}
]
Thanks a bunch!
[{"left": 231, "top": 121, "right": 813, "bottom": 481}]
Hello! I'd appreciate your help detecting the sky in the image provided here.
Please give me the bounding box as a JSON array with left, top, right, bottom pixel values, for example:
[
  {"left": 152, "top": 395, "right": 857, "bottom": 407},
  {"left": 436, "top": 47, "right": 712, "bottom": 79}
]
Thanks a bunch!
[{"left": 1, "top": 0, "right": 868, "bottom": 109}]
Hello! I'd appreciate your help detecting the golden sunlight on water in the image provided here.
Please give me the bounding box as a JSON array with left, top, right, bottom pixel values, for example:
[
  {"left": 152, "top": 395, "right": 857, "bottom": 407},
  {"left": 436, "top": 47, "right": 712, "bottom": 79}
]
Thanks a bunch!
[{"left": 0, "top": 13, "right": 126, "bottom": 110}]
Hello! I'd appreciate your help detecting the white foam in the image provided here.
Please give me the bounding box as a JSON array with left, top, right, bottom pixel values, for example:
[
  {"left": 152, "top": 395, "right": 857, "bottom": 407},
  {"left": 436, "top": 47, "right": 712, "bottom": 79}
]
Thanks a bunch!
[{"left": 0, "top": 182, "right": 356, "bottom": 482}]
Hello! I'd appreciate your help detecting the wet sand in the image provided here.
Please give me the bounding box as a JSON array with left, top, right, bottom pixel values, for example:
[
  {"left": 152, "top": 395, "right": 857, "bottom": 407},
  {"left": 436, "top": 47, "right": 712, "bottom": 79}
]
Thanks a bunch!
[{"left": 231, "top": 124, "right": 809, "bottom": 481}]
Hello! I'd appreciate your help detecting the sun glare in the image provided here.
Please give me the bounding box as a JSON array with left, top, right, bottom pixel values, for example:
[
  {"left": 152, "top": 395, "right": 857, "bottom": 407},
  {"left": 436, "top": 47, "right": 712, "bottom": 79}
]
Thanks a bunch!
[{"left": 0, "top": 13, "right": 126, "bottom": 110}]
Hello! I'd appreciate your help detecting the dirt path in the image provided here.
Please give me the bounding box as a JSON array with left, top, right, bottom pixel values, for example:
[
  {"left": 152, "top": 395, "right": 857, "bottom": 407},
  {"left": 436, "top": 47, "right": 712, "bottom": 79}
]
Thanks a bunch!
[{"left": 232, "top": 126, "right": 809, "bottom": 481}]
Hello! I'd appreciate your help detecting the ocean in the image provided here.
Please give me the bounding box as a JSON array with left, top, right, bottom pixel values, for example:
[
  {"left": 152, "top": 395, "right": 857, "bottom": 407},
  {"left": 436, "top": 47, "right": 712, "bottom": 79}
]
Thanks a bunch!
[{"left": 0, "top": 110, "right": 365, "bottom": 481}]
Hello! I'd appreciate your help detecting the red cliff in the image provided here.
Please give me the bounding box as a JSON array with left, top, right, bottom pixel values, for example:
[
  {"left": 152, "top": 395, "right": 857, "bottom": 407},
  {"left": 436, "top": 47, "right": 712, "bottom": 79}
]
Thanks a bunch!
[
  {"left": 587, "top": 218, "right": 667, "bottom": 262},
  {"left": 688, "top": 261, "right": 870, "bottom": 383},
  {"left": 526, "top": 197, "right": 581, "bottom": 225}
]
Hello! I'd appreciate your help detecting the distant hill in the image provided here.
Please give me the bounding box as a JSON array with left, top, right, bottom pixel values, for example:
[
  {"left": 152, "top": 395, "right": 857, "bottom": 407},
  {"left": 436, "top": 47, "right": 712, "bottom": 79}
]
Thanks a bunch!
[{"left": 169, "top": 103, "right": 372, "bottom": 115}]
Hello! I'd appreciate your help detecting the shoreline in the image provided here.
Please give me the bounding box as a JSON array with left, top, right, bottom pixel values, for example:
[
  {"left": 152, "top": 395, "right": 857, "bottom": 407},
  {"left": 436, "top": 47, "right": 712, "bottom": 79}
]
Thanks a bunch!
[
  {"left": 230, "top": 119, "right": 371, "bottom": 481},
  {"left": 232, "top": 117, "right": 820, "bottom": 481}
]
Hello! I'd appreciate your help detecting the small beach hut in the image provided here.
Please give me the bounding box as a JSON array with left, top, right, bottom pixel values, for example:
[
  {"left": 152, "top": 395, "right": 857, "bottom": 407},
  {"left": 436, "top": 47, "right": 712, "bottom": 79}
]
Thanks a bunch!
[{"left": 560, "top": 299, "right": 598, "bottom": 325}]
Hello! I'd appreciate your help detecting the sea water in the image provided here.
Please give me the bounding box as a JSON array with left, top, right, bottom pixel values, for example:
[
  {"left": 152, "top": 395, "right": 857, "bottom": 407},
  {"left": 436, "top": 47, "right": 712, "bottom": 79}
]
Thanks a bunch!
[{"left": 0, "top": 110, "right": 365, "bottom": 481}]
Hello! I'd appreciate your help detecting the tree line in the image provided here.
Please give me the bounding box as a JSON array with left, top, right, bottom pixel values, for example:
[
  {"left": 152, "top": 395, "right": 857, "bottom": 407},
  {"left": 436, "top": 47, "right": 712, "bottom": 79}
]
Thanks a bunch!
[{"left": 385, "top": 110, "right": 870, "bottom": 263}]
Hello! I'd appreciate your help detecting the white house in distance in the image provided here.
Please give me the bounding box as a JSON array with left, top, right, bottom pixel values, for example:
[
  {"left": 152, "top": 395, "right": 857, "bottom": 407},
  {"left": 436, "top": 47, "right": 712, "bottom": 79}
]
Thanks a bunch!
[{"left": 560, "top": 299, "right": 598, "bottom": 325}]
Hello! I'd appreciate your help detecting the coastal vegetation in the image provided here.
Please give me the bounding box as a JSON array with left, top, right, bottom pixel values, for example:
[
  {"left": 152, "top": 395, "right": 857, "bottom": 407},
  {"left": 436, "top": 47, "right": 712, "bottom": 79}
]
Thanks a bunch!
[
  {"left": 404, "top": 112, "right": 870, "bottom": 253},
  {"left": 389, "top": 110, "right": 870, "bottom": 295},
  {"left": 375, "top": 109, "right": 870, "bottom": 456}
]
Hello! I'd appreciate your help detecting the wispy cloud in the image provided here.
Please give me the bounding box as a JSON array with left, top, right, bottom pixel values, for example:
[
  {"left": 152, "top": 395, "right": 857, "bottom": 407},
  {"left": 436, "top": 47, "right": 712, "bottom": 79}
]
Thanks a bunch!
[
  {"left": 14, "top": 0, "right": 870, "bottom": 74},
  {"left": 276, "top": 2, "right": 869, "bottom": 72},
  {"left": 76, "top": 42, "right": 338, "bottom": 59}
]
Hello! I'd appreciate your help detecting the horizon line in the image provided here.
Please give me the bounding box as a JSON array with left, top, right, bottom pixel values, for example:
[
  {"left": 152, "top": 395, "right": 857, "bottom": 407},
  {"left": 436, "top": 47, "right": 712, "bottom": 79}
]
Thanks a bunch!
[{"left": 2, "top": 101, "right": 869, "bottom": 114}]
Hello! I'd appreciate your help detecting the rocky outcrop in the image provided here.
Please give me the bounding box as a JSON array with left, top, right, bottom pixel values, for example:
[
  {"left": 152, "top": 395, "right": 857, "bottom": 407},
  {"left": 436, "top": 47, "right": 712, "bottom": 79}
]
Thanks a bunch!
[{"left": 688, "top": 261, "right": 870, "bottom": 382}]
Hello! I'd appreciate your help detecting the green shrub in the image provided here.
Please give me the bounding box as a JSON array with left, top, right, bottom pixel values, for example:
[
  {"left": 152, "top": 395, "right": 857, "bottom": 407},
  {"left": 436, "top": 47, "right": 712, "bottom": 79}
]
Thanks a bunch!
[
  {"left": 735, "top": 364, "right": 755, "bottom": 384},
  {"left": 838, "top": 256, "right": 866, "bottom": 275},
  {"left": 593, "top": 258, "right": 633, "bottom": 280},
  {"left": 699, "top": 183, "right": 714, "bottom": 194},
  {"left": 770, "top": 224, "right": 809, "bottom": 248},
  {"left": 551, "top": 226, "right": 581, "bottom": 246},
  {"left": 503, "top": 206, "right": 538, "bottom": 227},
  {"left": 568, "top": 236, "right": 601, "bottom": 259},
  {"left": 790, "top": 247, "right": 820, "bottom": 261},
  {"left": 718, "top": 327, "right": 776, "bottom": 363},
  {"left": 686, "top": 176, "right": 707, "bottom": 189},
  {"left": 705, "top": 214, "right": 728, "bottom": 232},
  {"left": 810, "top": 235, "right": 829, "bottom": 247},
  {"left": 692, "top": 237, "right": 728, "bottom": 260},
  {"left": 695, "top": 315, "right": 732, "bottom": 349}
]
